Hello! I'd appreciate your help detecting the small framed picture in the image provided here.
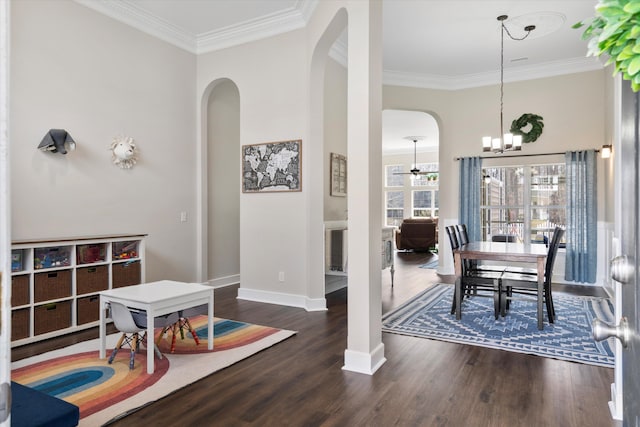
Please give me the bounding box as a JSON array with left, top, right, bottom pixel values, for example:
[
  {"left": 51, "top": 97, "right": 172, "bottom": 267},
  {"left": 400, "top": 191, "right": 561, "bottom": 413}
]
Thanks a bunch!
[{"left": 330, "top": 153, "right": 347, "bottom": 197}]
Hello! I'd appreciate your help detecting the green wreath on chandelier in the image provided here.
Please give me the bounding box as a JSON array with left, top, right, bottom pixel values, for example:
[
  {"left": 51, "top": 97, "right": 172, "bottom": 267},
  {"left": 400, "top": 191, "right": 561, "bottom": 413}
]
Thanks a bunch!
[{"left": 510, "top": 113, "right": 544, "bottom": 143}]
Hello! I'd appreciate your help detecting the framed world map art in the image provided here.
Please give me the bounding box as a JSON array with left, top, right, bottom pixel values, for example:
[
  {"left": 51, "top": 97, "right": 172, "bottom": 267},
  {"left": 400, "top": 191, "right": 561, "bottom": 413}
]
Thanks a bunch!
[{"left": 242, "top": 139, "right": 302, "bottom": 193}]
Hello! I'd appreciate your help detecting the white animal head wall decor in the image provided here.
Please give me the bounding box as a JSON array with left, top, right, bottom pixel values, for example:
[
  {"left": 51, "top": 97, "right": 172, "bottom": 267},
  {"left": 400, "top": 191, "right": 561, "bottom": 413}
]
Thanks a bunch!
[{"left": 109, "top": 136, "right": 138, "bottom": 169}]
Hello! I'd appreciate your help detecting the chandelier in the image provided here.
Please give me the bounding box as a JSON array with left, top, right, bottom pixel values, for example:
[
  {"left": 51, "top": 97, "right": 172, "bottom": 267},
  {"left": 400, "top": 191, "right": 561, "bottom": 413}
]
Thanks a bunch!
[{"left": 483, "top": 15, "right": 535, "bottom": 153}]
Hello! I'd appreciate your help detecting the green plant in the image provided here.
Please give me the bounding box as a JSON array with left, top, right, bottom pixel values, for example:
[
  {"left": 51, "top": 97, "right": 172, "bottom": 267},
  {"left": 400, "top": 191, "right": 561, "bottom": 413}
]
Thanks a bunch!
[
  {"left": 510, "top": 113, "right": 544, "bottom": 143},
  {"left": 573, "top": 0, "right": 640, "bottom": 91}
]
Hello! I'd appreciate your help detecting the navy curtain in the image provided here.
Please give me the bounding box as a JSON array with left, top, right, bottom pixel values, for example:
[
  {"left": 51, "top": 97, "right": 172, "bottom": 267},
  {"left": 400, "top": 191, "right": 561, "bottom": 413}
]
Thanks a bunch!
[
  {"left": 565, "top": 150, "right": 597, "bottom": 283},
  {"left": 458, "top": 157, "right": 482, "bottom": 241}
]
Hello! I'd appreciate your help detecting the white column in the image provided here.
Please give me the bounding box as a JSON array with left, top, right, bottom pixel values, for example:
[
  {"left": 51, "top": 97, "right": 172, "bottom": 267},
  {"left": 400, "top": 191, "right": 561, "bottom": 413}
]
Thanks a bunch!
[{"left": 343, "top": 0, "right": 385, "bottom": 375}]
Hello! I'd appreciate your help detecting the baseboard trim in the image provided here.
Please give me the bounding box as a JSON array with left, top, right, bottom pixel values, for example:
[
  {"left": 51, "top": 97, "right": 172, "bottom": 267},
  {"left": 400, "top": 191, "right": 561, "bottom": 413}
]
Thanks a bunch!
[
  {"left": 608, "top": 383, "right": 623, "bottom": 420},
  {"left": 342, "top": 343, "right": 386, "bottom": 375},
  {"left": 237, "top": 287, "right": 327, "bottom": 311},
  {"left": 207, "top": 274, "right": 240, "bottom": 289}
]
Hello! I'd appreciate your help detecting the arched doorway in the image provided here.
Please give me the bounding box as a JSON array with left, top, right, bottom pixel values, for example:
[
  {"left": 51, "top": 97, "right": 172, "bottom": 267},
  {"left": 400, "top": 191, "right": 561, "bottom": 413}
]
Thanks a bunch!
[{"left": 202, "top": 79, "right": 240, "bottom": 287}]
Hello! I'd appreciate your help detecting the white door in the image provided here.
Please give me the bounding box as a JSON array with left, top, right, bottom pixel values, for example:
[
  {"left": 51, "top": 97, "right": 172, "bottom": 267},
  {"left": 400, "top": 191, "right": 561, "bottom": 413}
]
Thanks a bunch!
[{"left": 594, "top": 79, "right": 640, "bottom": 425}]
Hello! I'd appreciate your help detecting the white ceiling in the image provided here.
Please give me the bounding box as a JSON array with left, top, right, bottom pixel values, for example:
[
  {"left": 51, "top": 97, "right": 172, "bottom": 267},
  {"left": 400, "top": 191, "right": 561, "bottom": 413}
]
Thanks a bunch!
[{"left": 76, "top": 0, "right": 602, "bottom": 154}]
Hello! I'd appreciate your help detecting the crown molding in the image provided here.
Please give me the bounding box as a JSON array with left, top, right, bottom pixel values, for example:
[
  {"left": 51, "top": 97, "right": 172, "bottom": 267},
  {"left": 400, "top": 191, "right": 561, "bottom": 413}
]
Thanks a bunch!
[
  {"left": 74, "top": 0, "right": 319, "bottom": 55},
  {"left": 196, "top": 4, "right": 312, "bottom": 54},
  {"left": 383, "top": 56, "right": 605, "bottom": 91},
  {"left": 75, "top": 0, "right": 603, "bottom": 90}
]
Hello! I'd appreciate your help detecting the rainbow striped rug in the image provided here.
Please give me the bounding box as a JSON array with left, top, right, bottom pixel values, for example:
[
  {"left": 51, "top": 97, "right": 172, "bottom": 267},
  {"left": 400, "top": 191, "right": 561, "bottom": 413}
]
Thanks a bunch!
[{"left": 12, "top": 316, "right": 295, "bottom": 426}]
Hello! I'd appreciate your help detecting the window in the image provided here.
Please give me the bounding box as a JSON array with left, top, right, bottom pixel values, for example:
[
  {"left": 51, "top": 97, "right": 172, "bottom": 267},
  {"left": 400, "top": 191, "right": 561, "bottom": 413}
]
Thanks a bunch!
[
  {"left": 385, "top": 165, "right": 404, "bottom": 187},
  {"left": 386, "top": 191, "right": 404, "bottom": 226},
  {"left": 384, "top": 162, "right": 439, "bottom": 226},
  {"left": 412, "top": 190, "right": 439, "bottom": 218},
  {"left": 481, "top": 164, "right": 565, "bottom": 243},
  {"left": 411, "top": 163, "right": 439, "bottom": 187}
]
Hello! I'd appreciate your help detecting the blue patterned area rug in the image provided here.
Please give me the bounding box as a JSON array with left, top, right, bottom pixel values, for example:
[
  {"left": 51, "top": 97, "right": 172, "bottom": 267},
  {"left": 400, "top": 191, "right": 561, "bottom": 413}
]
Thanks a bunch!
[
  {"left": 418, "top": 256, "right": 438, "bottom": 269},
  {"left": 382, "top": 284, "right": 615, "bottom": 367}
]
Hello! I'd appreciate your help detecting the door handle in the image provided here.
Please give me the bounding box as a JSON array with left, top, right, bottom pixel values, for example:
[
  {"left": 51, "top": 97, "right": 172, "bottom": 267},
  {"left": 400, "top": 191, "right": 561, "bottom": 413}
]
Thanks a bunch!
[
  {"left": 610, "top": 255, "right": 634, "bottom": 284},
  {"left": 593, "top": 317, "right": 629, "bottom": 348}
]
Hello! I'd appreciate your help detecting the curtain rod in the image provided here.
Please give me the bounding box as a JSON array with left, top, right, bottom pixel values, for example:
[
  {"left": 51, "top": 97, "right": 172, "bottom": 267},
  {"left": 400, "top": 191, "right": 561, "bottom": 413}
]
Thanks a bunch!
[{"left": 454, "top": 150, "right": 600, "bottom": 161}]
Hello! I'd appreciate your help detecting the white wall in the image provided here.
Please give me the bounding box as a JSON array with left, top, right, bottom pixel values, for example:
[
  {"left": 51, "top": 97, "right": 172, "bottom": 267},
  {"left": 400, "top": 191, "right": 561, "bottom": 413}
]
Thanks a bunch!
[
  {"left": 197, "top": 30, "right": 310, "bottom": 301},
  {"left": 324, "top": 58, "right": 348, "bottom": 222},
  {"left": 10, "top": 0, "right": 198, "bottom": 282}
]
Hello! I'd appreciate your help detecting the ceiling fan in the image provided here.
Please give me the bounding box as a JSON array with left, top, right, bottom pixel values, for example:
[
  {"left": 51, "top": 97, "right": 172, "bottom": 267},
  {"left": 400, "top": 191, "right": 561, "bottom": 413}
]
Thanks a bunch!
[{"left": 394, "top": 136, "right": 439, "bottom": 176}]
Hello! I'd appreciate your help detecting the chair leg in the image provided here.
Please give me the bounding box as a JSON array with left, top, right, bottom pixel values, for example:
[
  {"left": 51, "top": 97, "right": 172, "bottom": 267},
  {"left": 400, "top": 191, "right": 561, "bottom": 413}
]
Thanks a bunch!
[
  {"left": 156, "top": 325, "right": 171, "bottom": 347},
  {"left": 129, "top": 334, "right": 138, "bottom": 370},
  {"left": 455, "top": 277, "right": 463, "bottom": 320},
  {"left": 545, "top": 287, "right": 555, "bottom": 323},
  {"left": 108, "top": 334, "right": 126, "bottom": 364},
  {"left": 178, "top": 319, "right": 186, "bottom": 340},
  {"left": 183, "top": 318, "right": 200, "bottom": 345},
  {"left": 450, "top": 282, "right": 459, "bottom": 315},
  {"left": 493, "top": 279, "right": 501, "bottom": 320},
  {"left": 170, "top": 322, "right": 179, "bottom": 353}
]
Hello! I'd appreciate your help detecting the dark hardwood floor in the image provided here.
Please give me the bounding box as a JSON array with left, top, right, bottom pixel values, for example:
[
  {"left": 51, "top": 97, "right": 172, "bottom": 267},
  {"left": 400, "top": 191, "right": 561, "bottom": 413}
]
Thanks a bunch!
[{"left": 12, "top": 251, "right": 619, "bottom": 426}]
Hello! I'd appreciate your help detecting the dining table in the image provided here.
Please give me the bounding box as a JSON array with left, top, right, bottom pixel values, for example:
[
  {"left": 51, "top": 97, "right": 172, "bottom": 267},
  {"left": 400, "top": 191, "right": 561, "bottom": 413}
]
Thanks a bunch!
[{"left": 453, "top": 241, "right": 548, "bottom": 330}]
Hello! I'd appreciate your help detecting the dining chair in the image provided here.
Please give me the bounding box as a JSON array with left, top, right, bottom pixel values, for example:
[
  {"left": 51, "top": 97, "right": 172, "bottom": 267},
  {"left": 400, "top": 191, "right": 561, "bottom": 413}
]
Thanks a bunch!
[
  {"left": 456, "top": 224, "right": 503, "bottom": 274},
  {"left": 446, "top": 225, "right": 461, "bottom": 315},
  {"left": 131, "top": 309, "right": 201, "bottom": 353},
  {"left": 499, "top": 227, "right": 565, "bottom": 323},
  {"left": 447, "top": 225, "right": 503, "bottom": 319},
  {"left": 108, "top": 302, "right": 147, "bottom": 370}
]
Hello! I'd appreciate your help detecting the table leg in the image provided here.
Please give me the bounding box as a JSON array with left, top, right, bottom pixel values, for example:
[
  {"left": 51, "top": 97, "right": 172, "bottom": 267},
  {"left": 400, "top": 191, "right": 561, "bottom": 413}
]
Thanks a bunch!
[
  {"left": 208, "top": 291, "right": 214, "bottom": 350},
  {"left": 455, "top": 276, "right": 462, "bottom": 320},
  {"left": 454, "top": 252, "right": 463, "bottom": 320},
  {"left": 146, "top": 308, "right": 154, "bottom": 374},
  {"left": 537, "top": 258, "right": 544, "bottom": 330},
  {"left": 99, "top": 297, "right": 106, "bottom": 359}
]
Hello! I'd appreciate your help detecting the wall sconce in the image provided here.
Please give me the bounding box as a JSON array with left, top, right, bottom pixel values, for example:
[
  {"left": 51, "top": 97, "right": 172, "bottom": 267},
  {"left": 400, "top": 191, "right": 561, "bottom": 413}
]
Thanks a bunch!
[
  {"left": 483, "top": 175, "right": 492, "bottom": 184},
  {"left": 38, "top": 129, "right": 76, "bottom": 155},
  {"left": 601, "top": 144, "right": 612, "bottom": 159}
]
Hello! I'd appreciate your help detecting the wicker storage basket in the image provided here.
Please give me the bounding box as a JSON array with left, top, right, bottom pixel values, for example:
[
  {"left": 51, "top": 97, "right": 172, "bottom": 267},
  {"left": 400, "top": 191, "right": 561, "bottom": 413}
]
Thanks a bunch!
[
  {"left": 112, "top": 261, "right": 141, "bottom": 288},
  {"left": 77, "top": 295, "right": 100, "bottom": 325},
  {"left": 11, "top": 308, "right": 30, "bottom": 341},
  {"left": 11, "top": 275, "right": 30, "bottom": 306},
  {"left": 77, "top": 265, "right": 108, "bottom": 295},
  {"left": 34, "top": 270, "right": 71, "bottom": 303},
  {"left": 34, "top": 301, "right": 71, "bottom": 335}
]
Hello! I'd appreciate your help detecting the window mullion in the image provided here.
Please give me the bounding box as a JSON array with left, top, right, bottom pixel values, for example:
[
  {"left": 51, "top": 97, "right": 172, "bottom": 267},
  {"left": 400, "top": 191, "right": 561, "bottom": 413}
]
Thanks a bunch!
[{"left": 523, "top": 166, "right": 531, "bottom": 242}]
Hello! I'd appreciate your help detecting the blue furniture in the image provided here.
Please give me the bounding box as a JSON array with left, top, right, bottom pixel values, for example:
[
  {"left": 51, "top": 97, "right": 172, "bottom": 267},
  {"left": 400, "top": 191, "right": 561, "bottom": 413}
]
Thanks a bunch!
[{"left": 10, "top": 381, "right": 79, "bottom": 427}]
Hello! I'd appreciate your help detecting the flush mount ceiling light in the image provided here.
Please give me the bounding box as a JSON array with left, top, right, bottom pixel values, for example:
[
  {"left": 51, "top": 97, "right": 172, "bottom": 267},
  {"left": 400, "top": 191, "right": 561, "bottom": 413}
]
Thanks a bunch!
[{"left": 482, "top": 15, "right": 536, "bottom": 154}]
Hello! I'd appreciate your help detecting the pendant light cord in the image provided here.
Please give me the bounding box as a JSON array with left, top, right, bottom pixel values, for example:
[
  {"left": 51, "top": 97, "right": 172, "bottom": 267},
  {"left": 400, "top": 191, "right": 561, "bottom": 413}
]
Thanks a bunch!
[{"left": 498, "top": 17, "right": 535, "bottom": 140}]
